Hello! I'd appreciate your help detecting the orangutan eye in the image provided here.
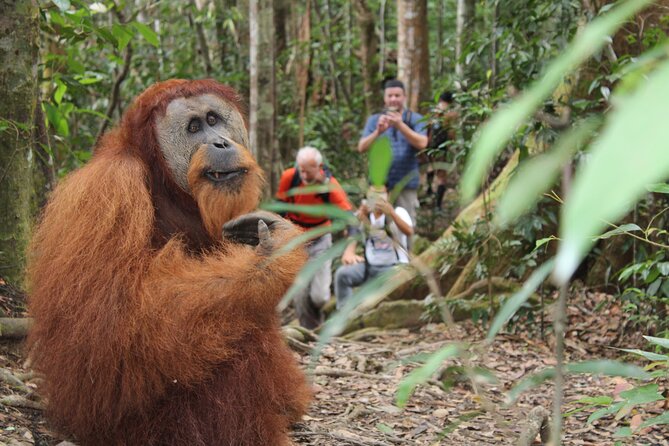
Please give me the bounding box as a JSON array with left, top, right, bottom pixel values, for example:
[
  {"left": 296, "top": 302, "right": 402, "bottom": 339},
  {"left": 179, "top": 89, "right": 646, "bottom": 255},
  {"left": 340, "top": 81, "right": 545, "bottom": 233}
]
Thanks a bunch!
[
  {"left": 187, "top": 118, "right": 201, "bottom": 133},
  {"left": 206, "top": 112, "right": 218, "bottom": 126}
]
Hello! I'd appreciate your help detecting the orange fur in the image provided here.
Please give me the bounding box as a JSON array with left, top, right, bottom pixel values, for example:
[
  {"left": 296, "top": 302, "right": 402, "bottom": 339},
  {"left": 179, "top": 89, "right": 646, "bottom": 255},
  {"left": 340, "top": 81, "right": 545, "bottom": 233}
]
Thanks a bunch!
[{"left": 27, "top": 80, "right": 311, "bottom": 445}]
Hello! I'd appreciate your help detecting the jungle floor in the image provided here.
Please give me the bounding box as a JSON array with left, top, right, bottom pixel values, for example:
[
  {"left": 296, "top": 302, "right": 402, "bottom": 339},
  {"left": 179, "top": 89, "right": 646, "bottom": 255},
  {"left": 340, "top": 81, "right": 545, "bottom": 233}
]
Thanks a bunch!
[{"left": 1, "top": 289, "right": 668, "bottom": 446}]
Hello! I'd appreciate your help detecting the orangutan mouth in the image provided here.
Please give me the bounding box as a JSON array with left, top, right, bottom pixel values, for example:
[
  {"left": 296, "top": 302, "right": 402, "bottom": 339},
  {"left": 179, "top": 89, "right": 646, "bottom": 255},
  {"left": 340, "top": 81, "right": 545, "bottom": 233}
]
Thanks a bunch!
[{"left": 205, "top": 168, "right": 248, "bottom": 183}]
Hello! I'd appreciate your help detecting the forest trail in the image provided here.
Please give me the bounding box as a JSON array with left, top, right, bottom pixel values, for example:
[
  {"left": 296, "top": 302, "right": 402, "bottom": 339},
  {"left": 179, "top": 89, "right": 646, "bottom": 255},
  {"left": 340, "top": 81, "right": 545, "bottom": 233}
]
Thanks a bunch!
[{"left": 1, "top": 292, "right": 668, "bottom": 445}]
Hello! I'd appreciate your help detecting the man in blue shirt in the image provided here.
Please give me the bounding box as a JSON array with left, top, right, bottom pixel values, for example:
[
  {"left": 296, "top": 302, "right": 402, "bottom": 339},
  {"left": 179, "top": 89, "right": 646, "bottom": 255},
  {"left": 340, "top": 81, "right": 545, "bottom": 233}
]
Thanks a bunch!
[{"left": 357, "top": 79, "right": 428, "bottom": 235}]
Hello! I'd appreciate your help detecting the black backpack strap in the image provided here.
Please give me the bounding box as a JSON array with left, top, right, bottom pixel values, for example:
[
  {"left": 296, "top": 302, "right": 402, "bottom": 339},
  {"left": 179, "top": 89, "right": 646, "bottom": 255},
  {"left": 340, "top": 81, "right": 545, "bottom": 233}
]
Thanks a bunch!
[
  {"left": 384, "top": 218, "right": 400, "bottom": 263},
  {"left": 403, "top": 110, "right": 414, "bottom": 130},
  {"left": 291, "top": 164, "right": 332, "bottom": 203}
]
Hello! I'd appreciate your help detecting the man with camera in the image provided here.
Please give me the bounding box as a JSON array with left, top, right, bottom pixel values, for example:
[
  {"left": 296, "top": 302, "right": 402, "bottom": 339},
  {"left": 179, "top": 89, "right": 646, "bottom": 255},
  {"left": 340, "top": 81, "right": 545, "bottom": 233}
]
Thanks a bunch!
[
  {"left": 357, "top": 79, "right": 428, "bottom": 233},
  {"left": 334, "top": 185, "right": 413, "bottom": 309}
]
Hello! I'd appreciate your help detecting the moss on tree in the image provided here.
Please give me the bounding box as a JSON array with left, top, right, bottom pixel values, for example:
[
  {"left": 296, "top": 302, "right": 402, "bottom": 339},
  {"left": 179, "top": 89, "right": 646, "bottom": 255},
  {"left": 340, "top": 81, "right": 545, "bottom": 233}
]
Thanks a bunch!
[{"left": 0, "top": 0, "right": 40, "bottom": 287}]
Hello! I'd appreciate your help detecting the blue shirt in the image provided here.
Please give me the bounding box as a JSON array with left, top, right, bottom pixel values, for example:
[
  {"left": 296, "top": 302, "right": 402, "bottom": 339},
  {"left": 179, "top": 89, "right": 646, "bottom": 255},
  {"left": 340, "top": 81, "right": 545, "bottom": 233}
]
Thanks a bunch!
[{"left": 362, "top": 110, "right": 427, "bottom": 190}]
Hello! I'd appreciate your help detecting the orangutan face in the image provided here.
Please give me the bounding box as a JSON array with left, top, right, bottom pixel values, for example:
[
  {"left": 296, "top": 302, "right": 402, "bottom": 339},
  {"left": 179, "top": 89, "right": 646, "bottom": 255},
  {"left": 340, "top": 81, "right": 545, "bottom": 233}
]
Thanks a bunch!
[{"left": 155, "top": 94, "right": 251, "bottom": 193}]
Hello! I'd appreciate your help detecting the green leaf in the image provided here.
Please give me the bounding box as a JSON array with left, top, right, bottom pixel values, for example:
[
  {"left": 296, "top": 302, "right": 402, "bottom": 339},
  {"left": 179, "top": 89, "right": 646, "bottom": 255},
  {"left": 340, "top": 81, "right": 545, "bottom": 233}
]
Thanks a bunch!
[
  {"left": 111, "top": 23, "right": 134, "bottom": 51},
  {"left": 619, "top": 348, "right": 669, "bottom": 361},
  {"left": 52, "top": 0, "right": 71, "bottom": 11},
  {"left": 643, "top": 335, "right": 669, "bottom": 349},
  {"left": 262, "top": 201, "right": 357, "bottom": 225},
  {"left": 368, "top": 136, "right": 393, "bottom": 187},
  {"left": 396, "top": 344, "right": 461, "bottom": 408},
  {"left": 133, "top": 21, "right": 160, "bottom": 47},
  {"left": 576, "top": 395, "right": 614, "bottom": 406},
  {"left": 534, "top": 236, "right": 558, "bottom": 251},
  {"left": 588, "top": 401, "right": 625, "bottom": 424},
  {"left": 613, "top": 427, "right": 633, "bottom": 437},
  {"left": 507, "top": 360, "right": 650, "bottom": 404},
  {"left": 555, "top": 56, "right": 669, "bottom": 284},
  {"left": 271, "top": 221, "right": 348, "bottom": 262},
  {"left": 646, "top": 183, "right": 669, "bottom": 194},
  {"left": 487, "top": 259, "right": 554, "bottom": 341},
  {"left": 461, "top": 0, "right": 654, "bottom": 202},
  {"left": 566, "top": 360, "right": 650, "bottom": 380},
  {"left": 640, "top": 411, "right": 669, "bottom": 428},
  {"left": 618, "top": 383, "right": 663, "bottom": 405},
  {"left": 595, "top": 223, "right": 643, "bottom": 240},
  {"left": 43, "top": 103, "right": 69, "bottom": 137},
  {"left": 54, "top": 79, "right": 67, "bottom": 105},
  {"left": 496, "top": 119, "right": 599, "bottom": 227},
  {"left": 376, "top": 423, "right": 395, "bottom": 435}
]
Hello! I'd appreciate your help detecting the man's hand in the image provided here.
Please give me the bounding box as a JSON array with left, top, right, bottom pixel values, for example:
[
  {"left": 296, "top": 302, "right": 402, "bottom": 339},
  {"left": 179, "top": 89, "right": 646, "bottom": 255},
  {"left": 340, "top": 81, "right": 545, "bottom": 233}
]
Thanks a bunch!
[
  {"left": 374, "top": 198, "right": 394, "bottom": 216},
  {"left": 341, "top": 249, "right": 363, "bottom": 265},
  {"left": 376, "top": 115, "right": 390, "bottom": 133},
  {"left": 341, "top": 241, "right": 363, "bottom": 265},
  {"left": 384, "top": 110, "right": 403, "bottom": 128}
]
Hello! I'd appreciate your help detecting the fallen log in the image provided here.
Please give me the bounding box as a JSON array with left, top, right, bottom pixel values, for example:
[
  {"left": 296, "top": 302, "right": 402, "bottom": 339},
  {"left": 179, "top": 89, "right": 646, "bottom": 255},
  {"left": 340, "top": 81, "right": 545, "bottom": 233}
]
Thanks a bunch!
[
  {"left": 342, "top": 290, "right": 536, "bottom": 335},
  {"left": 0, "top": 317, "right": 32, "bottom": 339}
]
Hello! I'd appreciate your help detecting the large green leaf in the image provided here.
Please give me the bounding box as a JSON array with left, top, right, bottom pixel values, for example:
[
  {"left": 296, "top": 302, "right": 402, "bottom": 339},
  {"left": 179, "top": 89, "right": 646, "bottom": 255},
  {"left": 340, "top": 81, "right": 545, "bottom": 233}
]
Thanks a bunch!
[
  {"left": 643, "top": 335, "right": 669, "bottom": 349},
  {"left": 111, "top": 23, "right": 134, "bottom": 52},
  {"left": 555, "top": 56, "right": 669, "bottom": 284},
  {"left": 495, "top": 120, "right": 599, "bottom": 227},
  {"left": 368, "top": 136, "right": 393, "bottom": 187},
  {"left": 262, "top": 201, "right": 357, "bottom": 225},
  {"left": 460, "top": 0, "right": 654, "bottom": 202},
  {"left": 506, "top": 360, "right": 650, "bottom": 404},
  {"left": 595, "top": 223, "right": 642, "bottom": 240},
  {"left": 618, "top": 348, "right": 669, "bottom": 361},
  {"left": 133, "top": 21, "right": 160, "bottom": 47},
  {"left": 396, "top": 344, "right": 461, "bottom": 408}
]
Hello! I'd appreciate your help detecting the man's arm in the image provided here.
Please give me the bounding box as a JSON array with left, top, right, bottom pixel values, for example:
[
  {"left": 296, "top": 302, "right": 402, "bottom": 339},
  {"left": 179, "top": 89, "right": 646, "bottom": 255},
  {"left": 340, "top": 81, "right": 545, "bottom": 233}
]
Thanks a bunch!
[
  {"left": 358, "top": 128, "right": 380, "bottom": 153},
  {"left": 341, "top": 240, "right": 362, "bottom": 265},
  {"left": 375, "top": 200, "right": 413, "bottom": 236},
  {"left": 396, "top": 121, "right": 427, "bottom": 150},
  {"left": 358, "top": 115, "right": 389, "bottom": 153}
]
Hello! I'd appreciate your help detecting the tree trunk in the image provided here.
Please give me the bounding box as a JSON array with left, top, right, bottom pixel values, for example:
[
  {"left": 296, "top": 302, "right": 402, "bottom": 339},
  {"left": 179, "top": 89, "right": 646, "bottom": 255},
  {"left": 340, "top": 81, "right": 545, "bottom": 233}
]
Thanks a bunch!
[
  {"left": 249, "top": 0, "right": 277, "bottom": 195},
  {"left": 295, "top": 0, "right": 312, "bottom": 148},
  {"left": 353, "top": 0, "right": 379, "bottom": 116},
  {"left": 189, "top": 0, "right": 213, "bottom": 76},
  {"left": 397, "top": 0, "right": 430, "bottom": 111},
  {"left": 0, "top": 0, "right": 40, "bottom": 288},
  {"left": 237, "top": 0, "right": 251, "bottom": 96},
  {"left": 455, "top": 0, "right": 475, "bottom": 78}
]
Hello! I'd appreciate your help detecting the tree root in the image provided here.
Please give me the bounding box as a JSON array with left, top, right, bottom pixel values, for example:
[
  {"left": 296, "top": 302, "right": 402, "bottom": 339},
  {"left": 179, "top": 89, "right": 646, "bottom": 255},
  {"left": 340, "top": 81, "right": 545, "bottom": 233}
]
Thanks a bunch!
[{"left": 517, "top": 406, "right": 551, "bottom": 446}]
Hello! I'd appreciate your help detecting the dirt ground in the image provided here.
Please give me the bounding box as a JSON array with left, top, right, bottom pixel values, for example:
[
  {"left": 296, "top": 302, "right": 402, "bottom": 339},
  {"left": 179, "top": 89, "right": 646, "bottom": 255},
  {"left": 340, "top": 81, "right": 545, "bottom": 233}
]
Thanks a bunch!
[{"left": 1, "top": 291, "right": 668, "bottom": 446}]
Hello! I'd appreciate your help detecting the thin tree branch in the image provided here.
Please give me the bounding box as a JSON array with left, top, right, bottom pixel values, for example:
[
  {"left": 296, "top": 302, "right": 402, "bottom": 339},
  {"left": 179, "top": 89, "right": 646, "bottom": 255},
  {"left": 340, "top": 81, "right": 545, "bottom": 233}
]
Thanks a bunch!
[{"left": 95, "top": 44, "right": 133, "bottom": 146}]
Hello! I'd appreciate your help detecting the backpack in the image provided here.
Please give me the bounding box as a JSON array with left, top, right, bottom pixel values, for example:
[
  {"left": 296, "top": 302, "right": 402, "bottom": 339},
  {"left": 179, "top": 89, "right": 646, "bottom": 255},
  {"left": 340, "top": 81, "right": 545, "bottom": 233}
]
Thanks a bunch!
[{"left": 362, "top": 216, "right": 401, "bottom": 279}]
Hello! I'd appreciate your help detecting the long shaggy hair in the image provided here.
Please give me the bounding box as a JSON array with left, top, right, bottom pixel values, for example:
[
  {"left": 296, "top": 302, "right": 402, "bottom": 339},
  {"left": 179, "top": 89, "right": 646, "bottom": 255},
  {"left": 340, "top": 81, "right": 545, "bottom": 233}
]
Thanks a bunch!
[{"left": 27, "top": 79, "right": 311, "bottom": 446}]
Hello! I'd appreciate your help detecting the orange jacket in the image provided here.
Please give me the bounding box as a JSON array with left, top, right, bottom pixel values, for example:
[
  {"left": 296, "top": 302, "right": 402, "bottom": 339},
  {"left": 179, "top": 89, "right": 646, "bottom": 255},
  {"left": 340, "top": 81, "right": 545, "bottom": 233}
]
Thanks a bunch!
[{"left": 276, "top": 167, "right": 353, "bottom": 228}]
